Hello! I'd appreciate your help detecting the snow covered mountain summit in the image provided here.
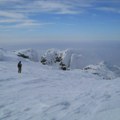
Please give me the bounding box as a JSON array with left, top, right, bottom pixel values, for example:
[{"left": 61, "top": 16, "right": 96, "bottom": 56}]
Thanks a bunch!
[
  {"left": 0, "top": 52, "right": 120, "bottom": 120},
  {"left": 0, "top": 48, "right": 120, "bottom": 120},
  {"left": 1, "top": 48, "right": 120, "bottom": 80}
]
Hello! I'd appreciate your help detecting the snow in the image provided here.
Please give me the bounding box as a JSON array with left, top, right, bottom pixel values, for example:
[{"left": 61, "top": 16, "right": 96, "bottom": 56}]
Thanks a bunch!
[
  {"left": 83, "top": 62, "right": 117, "bottom": 80},
  {"left": 92, "top": 108, "right": 120, "bottom": 120},
  {"left": 41, "top": 49, "right": 101, "bottom": 69},
  {"left": 70, "top": 54, "right": 82, "bottom": 69},
  {"left": 0, "top": 48, "right": 20, "bottom": 62},
  {"left": 41, "top": 49, "right": 60, "bottom": 65},
  {"left": 15, "top": 48, "right": 39, "bottom": 62},
  {"left": 0, "top": 48, "right": 120, "bottom": 120}
]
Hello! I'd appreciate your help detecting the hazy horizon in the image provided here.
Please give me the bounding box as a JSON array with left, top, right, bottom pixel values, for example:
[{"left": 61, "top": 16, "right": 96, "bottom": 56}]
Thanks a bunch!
[{"left": 0, "top": 40, "right": 120, "bottom": 49}]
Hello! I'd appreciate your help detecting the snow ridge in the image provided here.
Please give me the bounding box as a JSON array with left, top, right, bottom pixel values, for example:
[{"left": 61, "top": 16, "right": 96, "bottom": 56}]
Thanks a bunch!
[
  {"left": 1, "top": 48, "right": 120, "bottom": 80},
  {"left": 15, "top": 48, "right": 39, "bottom": 62},
  {"left": 0, "top": 48, "right": 120, "bottom": 120}
]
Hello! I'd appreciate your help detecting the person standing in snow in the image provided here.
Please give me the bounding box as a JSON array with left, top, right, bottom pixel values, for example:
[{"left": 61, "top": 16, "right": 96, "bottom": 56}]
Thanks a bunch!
[{"left": 18, "top": 61, "right": 22, "bottom": 73}]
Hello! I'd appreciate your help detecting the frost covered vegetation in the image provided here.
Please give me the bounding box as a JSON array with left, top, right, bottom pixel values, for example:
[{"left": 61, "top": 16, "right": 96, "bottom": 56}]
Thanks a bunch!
[{"left": 0, "top": 48, "right": 120, "bottom": 120}]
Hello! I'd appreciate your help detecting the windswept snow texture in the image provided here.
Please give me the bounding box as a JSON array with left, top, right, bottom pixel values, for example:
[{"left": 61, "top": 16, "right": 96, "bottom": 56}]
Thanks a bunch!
[
  {"left": 0, "top": 59, "right": 120, "bottom": 119},
  {"left": 0, "top": 48, "right": 120, "bottom": 120}
]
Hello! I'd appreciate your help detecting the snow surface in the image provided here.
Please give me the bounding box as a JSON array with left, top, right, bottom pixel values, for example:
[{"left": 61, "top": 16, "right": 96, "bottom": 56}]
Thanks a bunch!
[{"left": 0, "top": 49, "right": 120, "bottom": 120}]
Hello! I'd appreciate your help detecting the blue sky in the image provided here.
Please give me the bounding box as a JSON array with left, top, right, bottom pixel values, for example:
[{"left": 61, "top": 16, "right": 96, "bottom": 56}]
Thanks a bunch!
[{"left": 0, "top": 0, "right": 120, "bottom": 45}]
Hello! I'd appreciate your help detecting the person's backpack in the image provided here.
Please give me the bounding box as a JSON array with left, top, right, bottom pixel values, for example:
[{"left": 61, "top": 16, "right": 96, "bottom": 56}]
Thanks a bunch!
[{"left": 18, "top": 62, "right": 22, "bottom": 68}]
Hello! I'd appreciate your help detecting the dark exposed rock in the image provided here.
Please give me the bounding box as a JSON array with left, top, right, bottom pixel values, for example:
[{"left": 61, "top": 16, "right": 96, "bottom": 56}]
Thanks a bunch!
[
  {"left": 41, "top": 57, "right": 47, "bottom": 65},
  {"left": 17, "top": 53, "right": 29, "bottom": 59},
  {"left": 59, "top": 62, "right": 67, "bottom": 70}
]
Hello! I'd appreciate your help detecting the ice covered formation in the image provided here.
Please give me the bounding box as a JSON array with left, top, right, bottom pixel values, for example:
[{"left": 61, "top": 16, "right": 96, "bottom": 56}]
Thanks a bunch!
[
  {"left": 41, "top": 49, "right": 97, "bottom": 70},
  {"left": 41, "top": 49, "right": 61, "bottom": 65},
  {"left": 83, "top": 61, "right": 116, "bottom": 80},
  {"left": 16, "top": 49, "right": 39, "bottom": 62}
]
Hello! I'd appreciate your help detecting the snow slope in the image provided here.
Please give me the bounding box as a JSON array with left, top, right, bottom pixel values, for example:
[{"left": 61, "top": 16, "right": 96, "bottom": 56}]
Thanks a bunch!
[
  {"left": 0, "top": 49, "right": 120, "bottom": 120},
  {"left": 0, "top": 48, "right": 29, "bottom": 62},
  {"left": 0, "top": 61, "right": 120, "bottom": 120}
]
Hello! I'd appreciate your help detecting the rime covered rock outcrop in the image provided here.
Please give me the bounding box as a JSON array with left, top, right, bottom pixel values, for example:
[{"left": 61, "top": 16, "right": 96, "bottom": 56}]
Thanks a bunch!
[
  {"left": 40, "top": 49, "right": 120, "bottom": 79},
  {"left": 40, "top": 49, "right": 88, "bottom": 70},
  {"left": 15, "top": 49, "right": 39, "bottom": 62},
  {"left": 83, "top": 62, "right": 117, "bottom": 80},
  {"left": 41, "top": 49, "right": 62, "bottom": 65}
]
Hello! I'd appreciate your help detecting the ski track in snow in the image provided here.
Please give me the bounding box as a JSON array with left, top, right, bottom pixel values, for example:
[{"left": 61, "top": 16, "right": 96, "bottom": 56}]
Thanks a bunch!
[{"left": 0, "top": 61, "right": 120, "bottom": 120}]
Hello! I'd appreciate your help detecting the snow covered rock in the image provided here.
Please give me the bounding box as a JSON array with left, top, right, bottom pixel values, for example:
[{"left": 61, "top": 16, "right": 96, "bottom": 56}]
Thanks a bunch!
[
  {"left": 83, "top": 62, "right": 116, "bottom": 80},
  {"left": 61, "top": 49, "right": 73, "bottom": 68},
  {"left": 41, "top": 49, "right": 62, "bottom": 65},
  {"left": 70, "top": 54, "right": 82, "bottom": 69},
  {"left": 15, "top": 49, "right": 39, "bottom": 62},
  {"left": 41, "top": 49, "right": 83, "bottom": 70},
  {"left": 41, "top": 48, "right": 97, "bottom": 70}
]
